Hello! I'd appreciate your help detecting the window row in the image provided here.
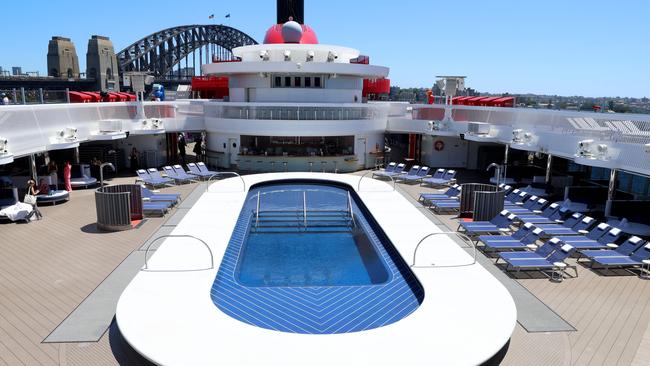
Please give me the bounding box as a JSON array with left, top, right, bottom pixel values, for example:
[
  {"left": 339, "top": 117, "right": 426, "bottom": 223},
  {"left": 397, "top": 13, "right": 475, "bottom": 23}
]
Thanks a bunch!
[{"left": 272, "top": 75, "right": 323, "bottom": 88}]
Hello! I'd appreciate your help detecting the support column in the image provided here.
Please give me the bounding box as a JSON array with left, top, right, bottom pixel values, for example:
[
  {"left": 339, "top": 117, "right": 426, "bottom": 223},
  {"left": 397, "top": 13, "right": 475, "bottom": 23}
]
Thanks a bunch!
[
  {"left": 503, "top": 144, "right": 509, "bottom": 180},
  {"left": 74, "top": 147, "right": 80, "bottom": 164},
  {"left": 545, "top": 154, "right": 553, "bottom": 185},
  {"left": 608, "top": 169, "right": 618, "bottom": 201},
  {"left": 29, "top": 154, "right": 37, "bottom": 179}
]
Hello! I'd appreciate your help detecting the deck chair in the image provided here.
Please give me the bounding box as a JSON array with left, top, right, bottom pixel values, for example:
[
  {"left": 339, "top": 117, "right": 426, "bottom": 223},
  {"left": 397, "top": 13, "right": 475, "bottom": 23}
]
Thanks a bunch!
[
  {"left": 421, "top": 169, "right": 456, "bottom": 187},
  {"left": 554, "top": 222, "right": 611, "bottom": 245},
  {"left": 139, "top": 169, "right": 174, "bottom": 187},
  {"left": 141, "top": 186, "right": 181, "bottom": 204},
  {"left": 398, "top": 166, "right": 430, "bottom": 183},
  {"left": 480, "top": 224, "right": 544, "bottom": 252},
  {"left": 197, "top": 162, "right": 218, "bottom": 175},
  {"left": 458, "top": 210, "right": 516, "bottom": 236},
  {"left": 172, "top": 165, "right": 199, "bottom": 182},
  {"left": 418, "top": 184, "right": 460, "bottom": 204},
  {"left": 187, "top": 163, "right": 215, "bottom": 179},
  {"left": 502, "top": 241, "right": 576, "bottom": 276},
  {"left": 590, "top": 243, "right": 650, "bottom": 271},
  {"left": 163, "top": 166, "right": 194, "bottom": 184},
  {"left": 536, "top": 213, "right": 593, "bottom": 236},
  {"left": 581, "top": 236, "right": 646, "bottom": 262},
  {"left": 373, "top": 163, "right": 405, "bottom": 178},
  {"left": 497, "top": 237, "right": 563, "bottom": 263},
  {"left": 372, "top": 162, "right": 396, "bottom": 178}
]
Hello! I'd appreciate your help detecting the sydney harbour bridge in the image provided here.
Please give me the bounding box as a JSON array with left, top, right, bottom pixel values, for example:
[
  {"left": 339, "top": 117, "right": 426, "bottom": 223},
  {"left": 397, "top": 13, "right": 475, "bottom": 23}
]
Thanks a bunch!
[{"left": 117, "top": 24, "right": 258, "bottom": 80}]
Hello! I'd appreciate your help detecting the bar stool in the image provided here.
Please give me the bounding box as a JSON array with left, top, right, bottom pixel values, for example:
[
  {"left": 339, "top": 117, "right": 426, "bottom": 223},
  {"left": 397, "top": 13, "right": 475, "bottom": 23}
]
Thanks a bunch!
[
  {"left": 270, "top": 161, "right": 276, "bottom": 172},
  {"left": 321, "top": 161, "right": 327, "bottom": 173},
  {"left": 308, "top": 162, "right": 313, "bottom": 172},
  {"left": 283, "top": 161, "right": 288, "bottom": 172},
  {"left": 333, "top": 160, "right": 338, "bottom": 174}
]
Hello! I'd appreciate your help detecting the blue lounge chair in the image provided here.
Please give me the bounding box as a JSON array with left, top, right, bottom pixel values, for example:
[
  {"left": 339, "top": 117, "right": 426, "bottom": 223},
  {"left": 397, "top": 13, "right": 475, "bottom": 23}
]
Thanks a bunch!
[
  {"left": 421, "top": 169, "right": 456, "bottom": 187},
  {"left": 430, "top": 200, "right": 460, "bottom": 213},
  {"left": 501, "top": 241, "right": 576, "bottom": 276},
  {"left": 581, "top": 236, "right": 646, "bottom": 261},
  {"left": 187, "top": 163, "right": 214, "bottom": 179},
  {"left": 535, "top": 213, "right": 593, "bottom": 236},
  {"left": 141, "top": 186, "right": 181, "bottom": 204},
  {"left": 418, "top": 184, "right": 460, "bottom": 204},
  {"left": 372, "top": 162, "right": 396, "bottom": 178},
  {"left": 373, "top": 163, "right": 406, "bottom": 178},
  {"left": 197, "top": 162, "right": 218, "bottom": 176},
  {"left": 138, "top": 169, "right": 174, "bottom": 187},
  {"left": 172, "top": 165, "right": 199, "bottom": 182},
  {"left": 590, "top": 243, "right": 650, "bottom": 271},
  {"left": 570, "top": 226, "right": 623, "bottom": 251},
  {"left": 142, "top": 201, "right": 170, "bottom": 216},
  {"left": 397, "top": 165, "right": 420, "bottom": 180},
  {"left": 458, "top": 210, "right": 516, "bottom": 236},
  {"left": 516, "top": 203, "right": 562, "bottom": 224},
  {"left": 497, "top": 237, "right": 563, "bottom": 263},
  {"left": 480, "top": 224, "right": 544, "bottom": 252},
  {"left": 504, "top": 190, "right": 529, "bottom": 206},
  {"left": 507, "top": 196, "right": 548, "bottom": 214},
  {"left": 554, "top": 222, "right": 610, "bottom": 244},
  {"left": 163, "top": 166, "right": 194, "bottom": 184},
  {"left": 398, "top": 166, "right": 430, "bottom": 183}
]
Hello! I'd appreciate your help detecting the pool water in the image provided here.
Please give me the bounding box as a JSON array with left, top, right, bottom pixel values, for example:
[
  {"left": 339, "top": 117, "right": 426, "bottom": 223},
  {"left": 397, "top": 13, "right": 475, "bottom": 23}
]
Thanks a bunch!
[{"left": 211, "top": 180, "right": 424, "bottom": 334}]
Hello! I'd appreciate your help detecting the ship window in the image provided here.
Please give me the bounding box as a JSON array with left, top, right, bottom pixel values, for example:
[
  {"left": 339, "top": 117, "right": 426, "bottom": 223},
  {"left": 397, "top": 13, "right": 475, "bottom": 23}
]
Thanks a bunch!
[
  {"left": 274, "top": 76, "right": 281, "bottom": 87},
  {"left": 284, "top": 76, "right": 291, "bottom": 87},
  {"left": 304, "top": 77, "right": 311, "bottom": 87},
  {"left": 314, "top": 77, "right": 321, "bottom": 87},
  {"left": 294, "top": 77, "right": 301, "bottom": 87}
]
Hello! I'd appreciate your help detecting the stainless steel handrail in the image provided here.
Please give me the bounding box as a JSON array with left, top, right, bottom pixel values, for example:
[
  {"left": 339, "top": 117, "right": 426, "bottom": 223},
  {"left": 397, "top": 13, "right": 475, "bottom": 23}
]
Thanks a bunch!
[
  {"left": 255, "top": 191, "right": 260, "bottom": 228},
  {"left": 142, "top": 234, "right": 214, "bottom": 272},
  {"left": 410, "top": 231, "right": 476, "bottom": 268},
  {"left": 303, "top": 191, "right": 307, "bottom": 227},
  {"left": 205, "top": 172, "right": 246, "bottom": 192},
  {"left": 357, "top": 169, "right": 396, "bottom": 192}
]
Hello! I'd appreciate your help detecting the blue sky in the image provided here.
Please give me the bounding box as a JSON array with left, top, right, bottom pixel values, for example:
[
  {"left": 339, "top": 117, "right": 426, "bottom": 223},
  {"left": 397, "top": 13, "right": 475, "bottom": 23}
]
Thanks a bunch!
[{"left": 1, "top": 0, "right": 647, "bottom": 97}]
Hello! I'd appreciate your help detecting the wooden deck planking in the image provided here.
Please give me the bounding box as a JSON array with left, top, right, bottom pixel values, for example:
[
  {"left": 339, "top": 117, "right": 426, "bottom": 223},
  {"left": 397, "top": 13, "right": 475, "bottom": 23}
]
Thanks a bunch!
[
  {"left": 0, "top": 177, "right": 197, "bottom": 366},
  {"left": 394, "top": 179, "right": 650, "bottom": 366},
  {"left": 2, "top": 172, "right": 650, "bottom": 365}
]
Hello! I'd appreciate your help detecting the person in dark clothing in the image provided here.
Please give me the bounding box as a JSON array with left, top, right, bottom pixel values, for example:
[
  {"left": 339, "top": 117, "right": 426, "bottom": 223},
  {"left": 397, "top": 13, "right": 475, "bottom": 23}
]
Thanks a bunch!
[
  {"left": 178, "top": 133, "right": 187, "bottom": 164},
  {"left": 130, "top": 147, "right": 140, "bottom": 172},
  {"left": 193, "top": 136, "right": 203, "bottom": 162}
]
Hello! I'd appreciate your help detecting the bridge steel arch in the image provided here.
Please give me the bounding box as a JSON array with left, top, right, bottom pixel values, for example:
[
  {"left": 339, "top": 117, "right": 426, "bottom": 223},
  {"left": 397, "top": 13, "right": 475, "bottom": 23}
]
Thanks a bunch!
[{"left": 117, "top": 24, "right": 258, "bottom": 78}]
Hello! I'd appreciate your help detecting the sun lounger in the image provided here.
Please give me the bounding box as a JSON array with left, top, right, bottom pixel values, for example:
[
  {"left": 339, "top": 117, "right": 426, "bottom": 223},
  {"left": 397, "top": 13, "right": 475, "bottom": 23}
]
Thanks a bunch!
[
  {"left": 516, "top": 203, "right": 562, "bottom": 224},
  {"left": 137, "top": 169, "right": 174, "bottom": 187},
  {"left": 581, "top": 236, "right": 646, "bottom": 261},
  {"left": 141, "top": 186, "right": 180, "bottom": 205},
  {"left": 187, "top": 163, "right": 215, "bottom": 179},
  {"left": 418, "top": 184, "right": 460, "bottom": 204},
  {"left": 590, "top": 243, "right": 650, "bottom": 271},
  {"left": 172, "top": 165, "right": 199, "bottom": 182},
  {"left": 458, "top": 210, "right": 516, "bottom": 236},
  {"left": 196, "top": 162, "right": 218, "bottom": 176},
  {"left": 535, "top": 213, "right": 593, "bottom": 236},
  {"left": 372, "top": 162, "right": 396, "bottom": 177},
  {"left": 480, "top": 224, "right": 543, "bottom": 252},
  {"left": 554, "top": 222, "right": 610, "bottom": 244},
  {"left": 421, "top": 169, "right": 456, "bottom": 187},
  {"left": 373, "top": 163, "right": 405, "bottom": 178},
  {"left": 142, "top": 201, "right": 170, "bottom": 216},
  {"left": 398, "top": 166, "right": 430, "bottom": 183},
  {"left": 497, "top": 237, "right": 562, "bottom": 263},
  {"left": 430, "top": 200, "right": 460, "bottom": 213},
  {"left": 501, "top": 241, "right": 576, "bottom": 276},
  {"left": 163, "top": 166, "right": 194, "bottom": 184}
]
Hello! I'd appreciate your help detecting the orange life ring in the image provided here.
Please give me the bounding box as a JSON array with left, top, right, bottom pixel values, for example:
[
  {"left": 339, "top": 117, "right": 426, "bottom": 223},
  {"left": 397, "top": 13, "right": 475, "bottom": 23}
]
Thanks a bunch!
[{"left": 434, "top": 140, "right": 445, "bottom": 151}]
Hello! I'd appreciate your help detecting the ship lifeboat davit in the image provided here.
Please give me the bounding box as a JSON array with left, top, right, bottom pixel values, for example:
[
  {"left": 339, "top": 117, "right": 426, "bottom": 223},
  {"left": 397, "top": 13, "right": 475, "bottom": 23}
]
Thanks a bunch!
[{"left": 264, "top": 19, "right": 318, "bottom": 44}]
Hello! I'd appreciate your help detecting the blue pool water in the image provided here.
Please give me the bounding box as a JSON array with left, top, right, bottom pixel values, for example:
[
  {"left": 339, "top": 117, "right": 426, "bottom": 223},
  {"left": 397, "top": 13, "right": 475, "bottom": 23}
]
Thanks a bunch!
[{"left": 211, "top": 180, "right": 424, "bottom": 334}]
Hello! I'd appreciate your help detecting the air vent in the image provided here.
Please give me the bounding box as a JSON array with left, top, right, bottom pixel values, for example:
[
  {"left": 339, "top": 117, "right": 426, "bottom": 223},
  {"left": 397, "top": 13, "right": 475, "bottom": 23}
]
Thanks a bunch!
[{"left": 467, "top": 122, "right": 490, "bottom": 135}]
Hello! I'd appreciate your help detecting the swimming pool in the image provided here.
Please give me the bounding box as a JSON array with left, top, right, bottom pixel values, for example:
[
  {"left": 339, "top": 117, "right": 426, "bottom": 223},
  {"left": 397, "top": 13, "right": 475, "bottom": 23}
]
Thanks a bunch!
[{"left": 211, "top": 180, "right": 424, "bottom": 334}]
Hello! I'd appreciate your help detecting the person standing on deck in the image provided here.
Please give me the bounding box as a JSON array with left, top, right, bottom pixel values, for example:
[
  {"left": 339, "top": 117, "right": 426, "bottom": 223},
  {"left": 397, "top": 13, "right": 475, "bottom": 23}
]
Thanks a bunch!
[
  {"left": 63, "top": 161, "right": 72, "bottom": 192},
  {"left": 178, "top": 133, "right": 187, "bottom": 164}
]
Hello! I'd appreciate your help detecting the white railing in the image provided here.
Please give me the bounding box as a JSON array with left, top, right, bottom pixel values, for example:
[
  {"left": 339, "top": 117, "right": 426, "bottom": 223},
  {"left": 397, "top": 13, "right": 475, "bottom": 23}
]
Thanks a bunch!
[
  {"left": 411, "top": 232, "right": 476, "bottom": 268},
  {"left": 142, "top": 234, "right": 214, "bottom": 272},
  {"left": 205, "top": 172, "right": 246, "bottom": 192}
]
